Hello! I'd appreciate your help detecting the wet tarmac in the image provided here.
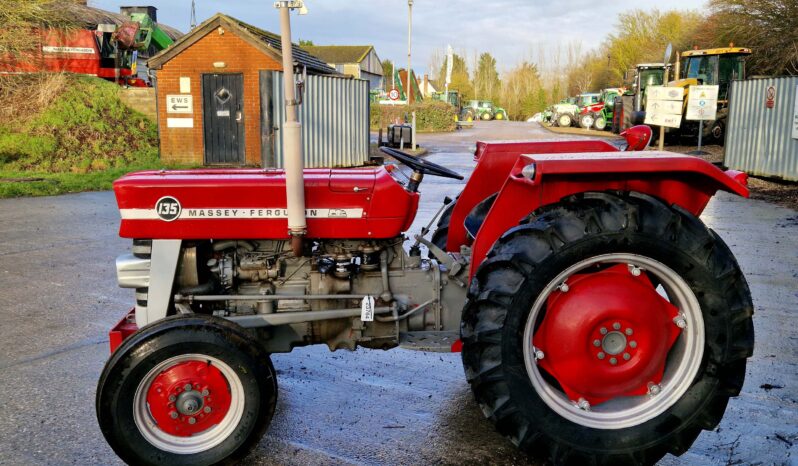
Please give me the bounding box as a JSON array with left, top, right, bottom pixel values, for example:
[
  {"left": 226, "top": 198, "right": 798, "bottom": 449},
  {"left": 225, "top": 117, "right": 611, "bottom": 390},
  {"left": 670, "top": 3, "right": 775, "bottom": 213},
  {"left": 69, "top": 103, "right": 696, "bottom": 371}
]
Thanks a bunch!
[{"left": 0, "top": 121, "right": 795, "bottom": 465}]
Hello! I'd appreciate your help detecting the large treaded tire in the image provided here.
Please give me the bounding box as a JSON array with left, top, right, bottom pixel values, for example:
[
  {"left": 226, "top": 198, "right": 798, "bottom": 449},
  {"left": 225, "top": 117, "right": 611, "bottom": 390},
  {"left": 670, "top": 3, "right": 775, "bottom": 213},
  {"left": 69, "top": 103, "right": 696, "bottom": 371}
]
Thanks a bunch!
[
  {"left": 461, "top": 191, "right": 753, "bottom": 466},
  {"left": 97, "top": 315, "right": 278, "bottom": 466}
]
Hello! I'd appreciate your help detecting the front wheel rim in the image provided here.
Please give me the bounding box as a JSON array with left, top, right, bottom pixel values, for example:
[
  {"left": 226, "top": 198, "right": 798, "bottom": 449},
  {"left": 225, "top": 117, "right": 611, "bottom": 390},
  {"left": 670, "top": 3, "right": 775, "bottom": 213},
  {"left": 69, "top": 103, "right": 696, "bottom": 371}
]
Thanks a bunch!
[
  {"left": 522, "top": 253, "right": 705, "bottom": 430},
  {"left": 133, "top": 354, "right": 246, "bottom": 454}
]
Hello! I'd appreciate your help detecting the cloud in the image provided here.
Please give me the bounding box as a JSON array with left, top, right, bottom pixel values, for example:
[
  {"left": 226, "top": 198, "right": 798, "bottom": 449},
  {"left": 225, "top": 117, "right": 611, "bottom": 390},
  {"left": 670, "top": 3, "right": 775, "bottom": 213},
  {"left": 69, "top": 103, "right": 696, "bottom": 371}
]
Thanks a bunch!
[{"left": 89, "top": 0, "right": 704, "bottom": 75}]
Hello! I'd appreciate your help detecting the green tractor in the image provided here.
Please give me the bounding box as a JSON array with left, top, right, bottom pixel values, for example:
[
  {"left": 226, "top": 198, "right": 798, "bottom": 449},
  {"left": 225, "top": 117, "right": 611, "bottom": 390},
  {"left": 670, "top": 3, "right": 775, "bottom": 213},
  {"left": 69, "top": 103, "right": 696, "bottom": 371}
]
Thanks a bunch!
[
  {"left": 465, "top": 100, "right": 508, "bottom": 121},
  {"left": 432, "top": 91, "right": 475, "bottom": 126}
]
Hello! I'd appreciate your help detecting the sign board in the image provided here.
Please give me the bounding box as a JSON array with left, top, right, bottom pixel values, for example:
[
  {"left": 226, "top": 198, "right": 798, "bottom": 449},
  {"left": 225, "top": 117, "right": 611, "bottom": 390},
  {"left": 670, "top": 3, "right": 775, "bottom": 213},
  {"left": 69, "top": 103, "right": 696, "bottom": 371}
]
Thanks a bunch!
[
  {"left": 179, "top": 77, "right": 191, "bottom": 94},
  {"left": 645, "top": 86, "right": 684, "bottom": 128},
  {"left": 445, "top": 44, "right": 454, "bottom": 86},
  {"left": 686, "top": 85, "right": 719, "bottom": 121},
  {"left": 388, "top": 88, "right": 400, "bottom": 101},
  {"left": 766, "top": 85, "right": 776, "bottom": 109},
  {"left": 167, "top": 118, "right": 193, "bottom": 128},
  {"left": 166, "top": 95, "right": 193, "bottom": 114},
  {"left": 793, "top": 85, "right": 798, "bottom": 140}
]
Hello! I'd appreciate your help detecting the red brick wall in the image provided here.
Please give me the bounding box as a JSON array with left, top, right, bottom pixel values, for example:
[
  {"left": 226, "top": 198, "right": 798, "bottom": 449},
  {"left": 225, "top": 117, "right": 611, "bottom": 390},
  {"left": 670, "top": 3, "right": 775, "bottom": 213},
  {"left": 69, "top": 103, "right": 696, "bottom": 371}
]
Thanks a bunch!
[{"left": 156, "top": 29, "right": 282, "bottom": 166}]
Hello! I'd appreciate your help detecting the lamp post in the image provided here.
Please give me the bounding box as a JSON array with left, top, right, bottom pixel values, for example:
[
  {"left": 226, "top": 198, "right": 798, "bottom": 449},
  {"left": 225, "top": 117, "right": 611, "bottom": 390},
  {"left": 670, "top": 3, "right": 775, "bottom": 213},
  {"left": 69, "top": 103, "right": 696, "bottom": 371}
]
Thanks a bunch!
[
  {"left": 274, "top": 0, "right": 307, "bottom": 255},
  {"left": 407, "top": 0, "right": 413, "bottom": 104}
]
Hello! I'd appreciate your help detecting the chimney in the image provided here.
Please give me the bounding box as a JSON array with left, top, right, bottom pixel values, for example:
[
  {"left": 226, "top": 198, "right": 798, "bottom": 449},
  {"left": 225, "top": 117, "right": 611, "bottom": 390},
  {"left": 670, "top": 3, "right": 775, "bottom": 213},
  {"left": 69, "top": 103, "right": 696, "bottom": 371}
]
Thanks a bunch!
[
  {"left": 120, "top": 6, "right": 158, "bottom": 23},
  {"left": 423, "top": 74, "right": 429, "bottom": 96}
]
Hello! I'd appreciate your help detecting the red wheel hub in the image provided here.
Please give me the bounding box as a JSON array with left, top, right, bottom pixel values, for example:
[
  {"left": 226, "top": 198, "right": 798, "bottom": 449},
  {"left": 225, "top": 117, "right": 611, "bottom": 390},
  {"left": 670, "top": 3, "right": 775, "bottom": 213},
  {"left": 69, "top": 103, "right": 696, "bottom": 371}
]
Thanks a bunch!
[
  {"left": 534, "top": 264, "right": 682, "bottom": 405},
  {"left": 145, "top": 360, "right": 232, "bottom": 436}
]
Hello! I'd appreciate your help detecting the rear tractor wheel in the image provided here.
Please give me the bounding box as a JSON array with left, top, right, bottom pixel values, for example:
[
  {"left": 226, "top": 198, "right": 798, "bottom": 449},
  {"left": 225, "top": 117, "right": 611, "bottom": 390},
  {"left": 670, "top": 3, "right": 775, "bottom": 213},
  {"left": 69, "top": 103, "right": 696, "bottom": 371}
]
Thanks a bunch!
[
  {"left": 557, "top": 113, "right": 573, "bottom": 128},
  {"left": 579, "top": 113, "right": 594, "bottom": 129},
  {"left": 462, "top": 191, "right": 753, "bottom": 465},
  {"left": 97, "top": 315, "right": 278, "bottom": 466},
  {"left": 593, "top": 113, "right": 608, "bottom": 131}
]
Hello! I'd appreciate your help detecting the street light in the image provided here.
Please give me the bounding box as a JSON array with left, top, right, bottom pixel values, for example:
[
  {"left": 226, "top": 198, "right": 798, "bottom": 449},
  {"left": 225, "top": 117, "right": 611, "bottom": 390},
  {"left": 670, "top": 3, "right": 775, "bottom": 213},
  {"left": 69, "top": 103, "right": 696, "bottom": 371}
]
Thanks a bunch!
[{"left": 407, "top": 0, "right": 413, "bottom": 103}]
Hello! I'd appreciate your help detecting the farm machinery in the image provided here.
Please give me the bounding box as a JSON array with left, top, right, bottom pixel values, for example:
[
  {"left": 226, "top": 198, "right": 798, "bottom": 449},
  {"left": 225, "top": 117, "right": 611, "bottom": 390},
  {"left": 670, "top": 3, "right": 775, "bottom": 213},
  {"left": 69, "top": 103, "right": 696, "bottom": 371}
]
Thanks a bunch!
[
  {"left": 465, "top": 99, "right": 508, "bottom": 121},
  {"left": 96, "top": 4, "right": 755, "bottom": 466},
  {"left": 578, "top": 88, "right": 623, "bottom": 130},
  {"left": 615, "top": 63, "right": 668, "bottom": 133}
]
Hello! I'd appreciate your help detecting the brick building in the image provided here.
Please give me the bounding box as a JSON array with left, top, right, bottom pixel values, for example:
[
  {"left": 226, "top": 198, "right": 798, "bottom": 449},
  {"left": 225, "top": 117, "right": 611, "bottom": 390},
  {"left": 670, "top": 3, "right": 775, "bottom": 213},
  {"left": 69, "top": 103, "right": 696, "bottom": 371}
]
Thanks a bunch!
[{"left": 147, "top": 13, "right": 335, "bottom": 166}]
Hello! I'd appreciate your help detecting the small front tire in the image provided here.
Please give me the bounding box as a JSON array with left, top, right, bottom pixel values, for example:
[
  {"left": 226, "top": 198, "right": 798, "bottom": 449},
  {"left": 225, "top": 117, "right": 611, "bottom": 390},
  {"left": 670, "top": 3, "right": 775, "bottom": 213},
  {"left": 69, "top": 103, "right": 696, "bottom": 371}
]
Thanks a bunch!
[{"left": 97, "top": 315, "right": 278, "bottom": 466}]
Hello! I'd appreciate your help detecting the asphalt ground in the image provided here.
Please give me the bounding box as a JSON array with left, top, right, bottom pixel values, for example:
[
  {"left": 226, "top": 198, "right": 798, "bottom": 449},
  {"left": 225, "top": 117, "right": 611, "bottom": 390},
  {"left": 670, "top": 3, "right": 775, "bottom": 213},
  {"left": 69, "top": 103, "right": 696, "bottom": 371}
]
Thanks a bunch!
[{"left": 0, "top": 121, "right": 796, "bottom": 465}]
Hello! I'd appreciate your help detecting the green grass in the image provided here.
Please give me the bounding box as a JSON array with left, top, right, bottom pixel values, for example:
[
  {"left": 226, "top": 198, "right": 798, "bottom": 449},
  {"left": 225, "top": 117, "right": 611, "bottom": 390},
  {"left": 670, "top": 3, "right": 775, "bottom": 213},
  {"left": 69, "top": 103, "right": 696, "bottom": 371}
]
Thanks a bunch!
[
  {"left": 0, "top": 164, "right": 160, "bottom": 198},
  {"left": 0, "top": 74, "right": 165, "bottom": 197}
]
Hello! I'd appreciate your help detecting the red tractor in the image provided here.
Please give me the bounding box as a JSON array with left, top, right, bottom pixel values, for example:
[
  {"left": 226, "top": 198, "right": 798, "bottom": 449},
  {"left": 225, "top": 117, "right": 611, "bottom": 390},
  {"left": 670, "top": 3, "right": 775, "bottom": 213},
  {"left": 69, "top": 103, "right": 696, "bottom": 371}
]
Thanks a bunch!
[{"left": 95, "top": 5, "right": 754, "bottom": 466}]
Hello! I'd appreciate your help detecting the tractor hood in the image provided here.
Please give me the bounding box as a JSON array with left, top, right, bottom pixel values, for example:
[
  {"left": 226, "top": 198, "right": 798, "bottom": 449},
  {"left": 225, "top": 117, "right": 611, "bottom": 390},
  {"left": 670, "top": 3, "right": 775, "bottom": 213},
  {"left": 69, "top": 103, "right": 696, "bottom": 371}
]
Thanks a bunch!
[{"left": 113, "top": 167, "right": 419, "bottom": 240}]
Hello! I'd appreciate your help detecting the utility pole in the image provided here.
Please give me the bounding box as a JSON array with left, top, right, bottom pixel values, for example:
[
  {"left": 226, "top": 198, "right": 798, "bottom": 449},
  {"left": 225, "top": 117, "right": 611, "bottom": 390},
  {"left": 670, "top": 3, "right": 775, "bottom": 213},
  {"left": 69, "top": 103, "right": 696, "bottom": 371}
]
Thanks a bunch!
[
  {"left": 407, "top": 0, "right": 413, "bottom": 104},
  {"left": 275, "top": 0, "right": 308, "bottom": 255}
]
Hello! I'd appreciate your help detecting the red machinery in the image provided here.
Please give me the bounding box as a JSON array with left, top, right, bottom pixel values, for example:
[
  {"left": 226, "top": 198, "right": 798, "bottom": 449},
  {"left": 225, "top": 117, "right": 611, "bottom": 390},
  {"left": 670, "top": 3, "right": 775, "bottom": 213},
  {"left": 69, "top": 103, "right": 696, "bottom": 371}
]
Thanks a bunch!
[
  {"left": 98, "top": 127, "right": 753, "bottom": 466},
  {"left": 0, "top": 27, "right": 144, "bottom": 85}
]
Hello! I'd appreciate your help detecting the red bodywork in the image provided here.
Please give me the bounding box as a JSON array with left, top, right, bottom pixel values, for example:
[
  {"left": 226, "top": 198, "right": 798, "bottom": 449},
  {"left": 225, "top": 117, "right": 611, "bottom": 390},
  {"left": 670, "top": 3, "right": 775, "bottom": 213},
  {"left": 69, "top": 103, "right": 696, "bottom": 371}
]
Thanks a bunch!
[
  {"left": 459, "top": 148, "right": 748, "bottom": 279},
  {"left": 0, "top": 28, "right": 134, "bottom": 81},
  {"left": 580, "top": 102, "right": 605, "bottom": 115},
  {"left": 114, "top": 167, "right": 419, "bottom": 240}
]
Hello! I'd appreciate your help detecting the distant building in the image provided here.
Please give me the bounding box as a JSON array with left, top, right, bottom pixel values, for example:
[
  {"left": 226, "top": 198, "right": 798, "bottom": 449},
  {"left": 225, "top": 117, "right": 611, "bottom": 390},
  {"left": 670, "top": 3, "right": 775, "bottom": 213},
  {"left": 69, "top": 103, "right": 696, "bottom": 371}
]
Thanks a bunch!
[
  {"left": 301, "top": 45, "right": 383, "bottom": 90},
  {"left": 147, "top": 14, "right": 369, "bottom": 168}
]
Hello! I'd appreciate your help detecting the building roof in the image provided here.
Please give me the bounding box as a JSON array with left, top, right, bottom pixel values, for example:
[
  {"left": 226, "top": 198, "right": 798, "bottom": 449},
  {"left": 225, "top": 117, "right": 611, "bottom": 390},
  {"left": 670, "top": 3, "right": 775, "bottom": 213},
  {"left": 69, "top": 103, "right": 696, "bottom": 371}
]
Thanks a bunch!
[
  {"left": 60, "top": 3, "right": 183, "bottom": 41},
  {"left": 300, "top": 45, "right": 373, "bottom": 65},
  {"left": 147, "top": 13, "right": 336, "bottom": 75}
]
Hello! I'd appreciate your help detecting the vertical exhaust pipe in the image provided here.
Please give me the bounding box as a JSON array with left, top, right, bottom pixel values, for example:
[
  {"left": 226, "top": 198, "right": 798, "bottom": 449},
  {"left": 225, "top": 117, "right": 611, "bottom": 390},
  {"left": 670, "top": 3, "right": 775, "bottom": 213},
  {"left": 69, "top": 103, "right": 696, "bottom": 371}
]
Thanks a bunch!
[{"left": 276, "top": 1, "right": 306, "bottom": 255}]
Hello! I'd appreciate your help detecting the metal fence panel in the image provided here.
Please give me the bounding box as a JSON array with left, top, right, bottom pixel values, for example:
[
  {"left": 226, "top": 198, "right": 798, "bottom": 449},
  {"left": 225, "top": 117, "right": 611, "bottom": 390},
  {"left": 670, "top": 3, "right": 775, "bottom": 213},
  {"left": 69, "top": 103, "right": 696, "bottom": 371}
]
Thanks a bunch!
[
  {"left": 726, "top": 77, "right": 798, "bottom": 181},
  {"left": 272, "top": 72, "right": 370, "bottom": 168}
]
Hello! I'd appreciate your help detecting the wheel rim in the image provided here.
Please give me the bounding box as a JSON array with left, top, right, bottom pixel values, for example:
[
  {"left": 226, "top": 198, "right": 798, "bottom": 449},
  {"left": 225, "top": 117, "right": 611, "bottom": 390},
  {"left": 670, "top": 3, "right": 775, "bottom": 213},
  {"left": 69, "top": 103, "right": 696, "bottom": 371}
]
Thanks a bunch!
[
  {"left": 133, "top": 354, "right": 246, "bottom": 454},
  {"left": 582, "top": 115, "right": 594, "bottom": 128},
  {"left": 595, "top": 117, "right": 606, "bottom": 130},
  {"left": 522, "top": 253, "right": 704, "bottom": 429},
  {"left": 559, "top": 116, "right": 571, "bottom": 126},
  {"left": 712, "top": 124, "right": 722, "bottom": 139}
]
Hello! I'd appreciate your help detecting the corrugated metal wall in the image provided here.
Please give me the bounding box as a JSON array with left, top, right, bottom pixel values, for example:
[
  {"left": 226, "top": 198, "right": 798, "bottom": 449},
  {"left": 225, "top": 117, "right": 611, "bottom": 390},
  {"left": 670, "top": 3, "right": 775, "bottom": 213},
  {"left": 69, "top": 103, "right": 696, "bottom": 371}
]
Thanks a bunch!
[
  {"left": 726, "top": 77, "right": 798, "bottom": 181},
  {"left": 272, "top": 72, "right": 370, "bottom": 168}
]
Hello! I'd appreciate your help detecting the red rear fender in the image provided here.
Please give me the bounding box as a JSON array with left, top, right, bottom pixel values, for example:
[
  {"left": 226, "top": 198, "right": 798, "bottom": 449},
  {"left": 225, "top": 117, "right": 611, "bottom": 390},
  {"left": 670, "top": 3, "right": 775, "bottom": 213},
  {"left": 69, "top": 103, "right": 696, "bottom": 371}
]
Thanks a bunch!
[
  {"left": 448, "top": 139, "right": 620, "bottom": 252},
  {"left": 467, "top": 151, "right": 749, "bottom": 279}
]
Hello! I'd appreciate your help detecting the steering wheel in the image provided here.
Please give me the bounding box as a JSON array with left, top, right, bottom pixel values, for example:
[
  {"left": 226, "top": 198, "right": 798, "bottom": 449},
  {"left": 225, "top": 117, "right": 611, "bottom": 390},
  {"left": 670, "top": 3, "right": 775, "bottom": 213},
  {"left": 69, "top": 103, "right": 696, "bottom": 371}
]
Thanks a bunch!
[{"left": 380, "top": 147, "right": 464, "bottom": 180}]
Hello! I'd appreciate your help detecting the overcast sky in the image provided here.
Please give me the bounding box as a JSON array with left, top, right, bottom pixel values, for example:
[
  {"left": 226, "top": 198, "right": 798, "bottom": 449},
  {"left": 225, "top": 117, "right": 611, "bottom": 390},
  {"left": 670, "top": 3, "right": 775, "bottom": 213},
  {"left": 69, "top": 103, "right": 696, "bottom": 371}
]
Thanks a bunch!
[{"left": 88, "top": 0, "right": 704, "bottom": 74}]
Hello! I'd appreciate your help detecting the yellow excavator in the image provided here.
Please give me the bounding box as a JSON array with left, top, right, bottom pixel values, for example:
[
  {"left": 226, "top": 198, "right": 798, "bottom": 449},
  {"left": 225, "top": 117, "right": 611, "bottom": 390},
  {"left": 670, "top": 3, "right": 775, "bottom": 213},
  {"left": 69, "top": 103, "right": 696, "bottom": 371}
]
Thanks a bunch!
[{"left": 670, "top": 45, "right": 752, "bottom": 143}]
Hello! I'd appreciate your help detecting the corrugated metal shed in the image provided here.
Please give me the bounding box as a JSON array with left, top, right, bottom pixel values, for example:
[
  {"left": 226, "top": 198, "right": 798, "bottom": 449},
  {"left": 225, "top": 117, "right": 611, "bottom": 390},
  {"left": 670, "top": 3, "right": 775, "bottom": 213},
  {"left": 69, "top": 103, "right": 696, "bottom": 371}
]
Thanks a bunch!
[
  {"left": 272, "top": 72, "right": 370, "bottom": 168},
  {"left": 726, "top": 77, "right": 798, "bottom": 181}
]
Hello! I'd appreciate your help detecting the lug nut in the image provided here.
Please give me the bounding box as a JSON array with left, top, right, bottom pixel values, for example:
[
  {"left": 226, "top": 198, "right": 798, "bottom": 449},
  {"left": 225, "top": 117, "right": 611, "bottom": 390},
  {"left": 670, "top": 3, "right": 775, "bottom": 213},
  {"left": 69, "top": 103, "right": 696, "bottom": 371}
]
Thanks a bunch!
[
  {"left": 169, "top": 411, "right": 178, "bottom": 419},
  {"left": 184, "top": 384, "right": 193, "bottom": 391},
  {"left": 188, "top": 417, "right": 197, "bottom": 425},
  {"left": 630, "top": 341, "right": 638, "bottom": 349},
  {"left": 597, "top": 352, "right": 605, "bottom": 359},
  {"left": 648, "top": 382, "right": 661, "bottom": 395},
  {"left": 610, "top": 357, "right": 618, "bottom": 365},
  {"left": 201, "top": 389, "right": 210, "bottom": 397},
  {"left": 559, "top": 283, "right": 570, "bottom": 293},
  {"left": 534, "top": 349, "right": 545, "bottom": 360},
  {"left": 625, "top": 328, "right": 633, "bottom": 336},
  {"left": 623, "top": 352, "right": 631, "bottom": 360},
  {"left": 169, "top": 395, "right": 176, "bottom": 402},
  {"left": 576, "top": 398, "right": 591, "bottom": 411},
  {"left": 600, "top": 327, "right": 608, "bottom": 335},
  {"left": 628, "top": 265, "right": 642, "bottom": 277},
  {"left": 673, "top": 316, "right": 687, "bottom": 328},
  {"left": 593, "top": 339, "right": 601, "bottom": 347},
  {"left": 613, "top": 322, "right": 621, "bottom": 330},
  {"left": 204, "top": 406, "right": 211, "bottom": 413}
]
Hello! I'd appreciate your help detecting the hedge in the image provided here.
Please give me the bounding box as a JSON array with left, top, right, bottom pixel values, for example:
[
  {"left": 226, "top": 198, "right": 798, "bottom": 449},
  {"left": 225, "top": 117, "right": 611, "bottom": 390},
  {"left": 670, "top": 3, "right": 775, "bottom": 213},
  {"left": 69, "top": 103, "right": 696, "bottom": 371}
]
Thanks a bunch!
[{"left": 370, "top": 100, "right": 456, "bottom": 133}]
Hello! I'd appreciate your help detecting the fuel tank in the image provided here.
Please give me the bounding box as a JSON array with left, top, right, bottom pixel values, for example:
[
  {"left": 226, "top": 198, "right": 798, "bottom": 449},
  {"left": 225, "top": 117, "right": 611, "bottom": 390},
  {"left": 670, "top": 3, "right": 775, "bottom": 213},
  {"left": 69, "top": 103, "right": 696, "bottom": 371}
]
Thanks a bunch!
[{"left": 114, "top": 167, "right": 419, "bottom": 240}]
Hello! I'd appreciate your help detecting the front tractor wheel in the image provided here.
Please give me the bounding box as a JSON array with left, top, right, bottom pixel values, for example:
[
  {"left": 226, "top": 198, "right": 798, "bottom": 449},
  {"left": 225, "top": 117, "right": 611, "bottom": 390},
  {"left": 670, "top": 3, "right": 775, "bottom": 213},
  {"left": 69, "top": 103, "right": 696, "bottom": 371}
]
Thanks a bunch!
[
  {"left": 461, "top": 192, "right": 753, "bottom": 465},
  {"left": 97, "top": 315, "right": 278, "bottom": 466}
]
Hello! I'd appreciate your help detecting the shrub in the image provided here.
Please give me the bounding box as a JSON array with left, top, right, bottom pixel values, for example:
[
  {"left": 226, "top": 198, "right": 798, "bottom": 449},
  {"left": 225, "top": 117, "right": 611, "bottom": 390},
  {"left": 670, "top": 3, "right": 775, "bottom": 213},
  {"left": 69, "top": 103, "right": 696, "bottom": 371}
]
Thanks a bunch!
[{"left": 370, "top": 100, "right": 456, "bottom": 133}]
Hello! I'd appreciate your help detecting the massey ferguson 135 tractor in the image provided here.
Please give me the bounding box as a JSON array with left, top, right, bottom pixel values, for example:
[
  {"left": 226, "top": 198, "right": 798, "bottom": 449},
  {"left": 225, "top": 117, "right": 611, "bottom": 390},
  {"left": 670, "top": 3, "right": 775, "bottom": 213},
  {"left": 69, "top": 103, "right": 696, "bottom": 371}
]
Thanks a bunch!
[{"left": 96, "top": 4, "right": 754, "bottom": 466}]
